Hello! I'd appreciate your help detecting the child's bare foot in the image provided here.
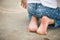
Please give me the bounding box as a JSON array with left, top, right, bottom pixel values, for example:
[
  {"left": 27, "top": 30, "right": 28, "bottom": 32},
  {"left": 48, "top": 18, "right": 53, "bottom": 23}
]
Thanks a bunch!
[
  {"left": 28, "top": 22, "right": 38, "bottom": 32},
  {"left": 37, "top": 16, "right": 50, "bottom": 35},
  {"left": 28, "top": 16, "right": 38, "bottom": 32}
]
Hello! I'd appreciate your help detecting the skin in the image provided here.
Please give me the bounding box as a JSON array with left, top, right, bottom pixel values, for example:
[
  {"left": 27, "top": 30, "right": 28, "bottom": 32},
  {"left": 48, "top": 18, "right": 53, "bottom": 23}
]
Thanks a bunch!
[
  {"left": 21, "top": 0, "right": 27, "bottom": 9},
  {"left": 21, "top": 0, "right": 55, "bottom": 35},
  {"left": 28, "top": 16, "right": 38, "bottom": 32},
  {"left": 37, "top": 16, "right": 54, "bottom": 35},
  {"left": 21, "top": 0, "right": 38, "bottom": 32}
]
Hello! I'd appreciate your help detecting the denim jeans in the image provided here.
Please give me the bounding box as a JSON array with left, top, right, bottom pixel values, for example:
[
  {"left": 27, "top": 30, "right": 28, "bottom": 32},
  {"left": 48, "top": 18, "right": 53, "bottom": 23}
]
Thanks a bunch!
[{"left": 27, "top": 3, "right": 60, "bottom": 28}]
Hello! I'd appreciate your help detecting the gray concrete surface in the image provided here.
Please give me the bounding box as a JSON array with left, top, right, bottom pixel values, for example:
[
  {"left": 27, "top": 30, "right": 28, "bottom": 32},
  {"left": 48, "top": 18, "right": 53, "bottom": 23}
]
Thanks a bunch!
[{"left": 0, "top": 0, "right": 60, "bottom": 40}]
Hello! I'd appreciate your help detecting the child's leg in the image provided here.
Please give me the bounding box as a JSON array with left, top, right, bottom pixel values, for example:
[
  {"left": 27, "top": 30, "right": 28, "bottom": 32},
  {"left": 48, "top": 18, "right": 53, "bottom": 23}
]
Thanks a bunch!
[
  {"left": 27, "top": 3, "right": 38, "bottom": 32},
  {"left": 37, "top": 16, "right": 54, "bottom": 35},
  {"left": 28, "top": 16, "right": 38, "bottom": 32}
]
